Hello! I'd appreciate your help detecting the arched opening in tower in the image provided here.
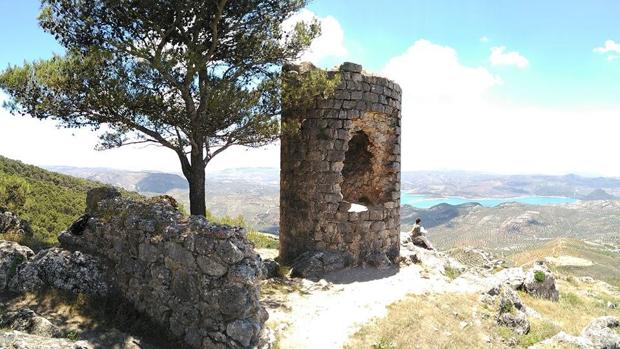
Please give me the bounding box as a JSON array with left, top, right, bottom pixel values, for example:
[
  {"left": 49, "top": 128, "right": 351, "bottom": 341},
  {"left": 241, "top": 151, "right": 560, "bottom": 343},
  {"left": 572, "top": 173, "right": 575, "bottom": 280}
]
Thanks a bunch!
[{"left": 342, "top": 131, "right": 375, "bottom": 205}]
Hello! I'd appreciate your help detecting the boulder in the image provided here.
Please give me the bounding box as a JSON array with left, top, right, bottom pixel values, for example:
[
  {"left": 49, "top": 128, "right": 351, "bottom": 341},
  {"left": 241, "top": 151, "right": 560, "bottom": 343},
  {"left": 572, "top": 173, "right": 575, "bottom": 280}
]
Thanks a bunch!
[
  {"left": 532, "top": 316, "right": 620, "bottom": 349},
  {"left": 492, "top": 267, "right": 526, "bottom": 290},
  {"left": 0, "top": 207, "right": 33, "bottom": 238},
  {"left": 85, "top": 187, "right": 120, "bottom": 214},
  {"left": 261, "top": 259, "right": 280, "bottom": 279},
  {"left": 0, "top": 240, "right": 34, "bottom": 290},
  {"left": 364, "top": 251, "right": 393, "bottom": 269},
  {"left": 497, "top": 312, "right": 530, "bottom": 336},
  {"left": 9, "top": 248, "right": 110, "bottom": 297},
  {"left": 496, "top": 286, "right": 530, "bottom": 335},
  {"left": 580, "top": 316, "right": 620, "bottom": 348},
  {"left": 0, "top": 330, "right": 93, "bottom": 349},
  {"left": 532, "top": 331, "right": 592, "bottom": 349},
  {"left": 0, "top": 308, "right": 63, "bottom": 338},
  {"left": 523, "top": 262, "right": 559, "bottom": 301},
  {"left": 290, "top": 250, "right": 347, "bottom": 280}
]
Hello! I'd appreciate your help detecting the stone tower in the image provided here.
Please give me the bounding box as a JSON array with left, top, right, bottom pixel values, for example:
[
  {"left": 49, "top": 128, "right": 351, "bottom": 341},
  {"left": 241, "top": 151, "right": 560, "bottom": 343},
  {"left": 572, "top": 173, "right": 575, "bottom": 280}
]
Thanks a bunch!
[{"left": 280, "top": 62, "right": 402, "bottom": 267}]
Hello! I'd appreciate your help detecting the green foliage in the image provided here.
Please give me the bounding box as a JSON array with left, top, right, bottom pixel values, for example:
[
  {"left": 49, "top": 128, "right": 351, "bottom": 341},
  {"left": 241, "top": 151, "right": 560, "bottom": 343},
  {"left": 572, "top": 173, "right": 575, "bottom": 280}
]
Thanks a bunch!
[
  {"left": 0, "top": 0, "right": 326, "bottom": 215},
  {"left": 282, "top": 68, "right": 341, "bottom": 111},
  {"left": 500, "top": 301, "right": 514, "bottom": 315},
  {"left": 205, "top": 210, "right": 279, "bottom": 249},
  {"left": 8, "top": 254, "right": 25, "bottom": 278},
  {"left": 0, "top": 155, "right": 136, "bottom": 249},
  {"left": 65, "top": 330, "right": 79, "bottom": 341},
  {"left": 561, "top": 292, "right": 583, "bottom": 306},
  {"left": 534, "top": 271, "right": 546, "bottom": 283},
  {"left": 517, "top": 319, "right": 559, "bottom": 347},
  {"left": 372, "top": 337, "right": 396, "bottom": 349},
  {"left": 444, "top": 265, "right": 462, "bottom": 280}
]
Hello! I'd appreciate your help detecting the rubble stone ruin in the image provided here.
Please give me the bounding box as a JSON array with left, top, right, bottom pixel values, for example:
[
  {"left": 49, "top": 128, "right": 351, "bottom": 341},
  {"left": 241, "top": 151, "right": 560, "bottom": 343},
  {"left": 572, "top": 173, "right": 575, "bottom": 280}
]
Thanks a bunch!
[{"left": 280, "top": 62, "right": 402, "bottom": 269}]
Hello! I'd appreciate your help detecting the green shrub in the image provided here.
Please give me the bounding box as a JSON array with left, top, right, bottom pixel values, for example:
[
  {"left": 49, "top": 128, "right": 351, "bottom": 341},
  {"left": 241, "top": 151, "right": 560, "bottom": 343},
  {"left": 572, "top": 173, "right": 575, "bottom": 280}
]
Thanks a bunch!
[
  {"left": 205, "top": 210, "right": 279, "bottom": 250},
  {"left": 561, "top": 292, "right": 583, "bottom": 306},
  {"left": 518, "top": 319, "right": 559, "bottom": 347},
  {"left": 66, "top": 330, "right": 79, "bottom": 341},
  {"left": 373, "top": 337, "right": 396, "bottom": 349},
  {"left": 444, "top": 265, "right": 462, "bottom": 280},
  {"left": 0, "top": 155, "right": 138, "bottom": 250},
  {"left": 534, "top": 270, "right": 546, "bottom": 283}
]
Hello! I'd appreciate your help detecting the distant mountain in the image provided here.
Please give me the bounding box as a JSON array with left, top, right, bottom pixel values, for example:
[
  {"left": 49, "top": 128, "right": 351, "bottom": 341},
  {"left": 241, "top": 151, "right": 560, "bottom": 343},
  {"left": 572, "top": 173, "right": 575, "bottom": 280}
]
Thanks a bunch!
[
  {"left": 48, "top": 165, "right": 280, "bottom": 232},
  {"left": 582, "top": 188, "right": 617, "bottom": 201},
  {"left": 136, "top": 173, "right": 188, "bottom": 193},
  {"left": 401, "top": 171, "right": 620, "bottom": 198},
  {"left": 403, "top": 200, "right": 620, "bottom": 252}
]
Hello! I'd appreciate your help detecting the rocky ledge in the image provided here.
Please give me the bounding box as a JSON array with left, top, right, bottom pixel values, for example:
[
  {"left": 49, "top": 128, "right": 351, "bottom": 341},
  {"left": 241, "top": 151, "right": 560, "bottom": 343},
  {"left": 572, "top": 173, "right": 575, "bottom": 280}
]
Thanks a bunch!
[{"left": 0, "top": 187, "right": 267, "bottom": 349}]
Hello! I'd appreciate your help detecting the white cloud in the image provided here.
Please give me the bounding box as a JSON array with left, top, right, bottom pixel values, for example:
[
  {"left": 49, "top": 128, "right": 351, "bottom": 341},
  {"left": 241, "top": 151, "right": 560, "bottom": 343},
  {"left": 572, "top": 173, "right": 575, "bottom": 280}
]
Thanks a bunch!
[
  {"left": 594, "top": 40, "right": 620, "bottom": 61},
  {"left": 282, "top": 9, "right": 347, "bottom": 64},
  {"left": 0, "top": 92, "right": 279, "bottom": 174},
  {"left": 382, "top": 40, "right": 501, "bottom": 105},
  {"left": 490, "top": 46, "right": 529, "bottom": 68},
  {"left": 480, "top": 36, "right": 489, "bottom": 43},
  {"left": 381, "top": 40, "right": 620, "bottom": 176},
  {"left": 594, "top": 40, "right": 620, "bottom": 54}
]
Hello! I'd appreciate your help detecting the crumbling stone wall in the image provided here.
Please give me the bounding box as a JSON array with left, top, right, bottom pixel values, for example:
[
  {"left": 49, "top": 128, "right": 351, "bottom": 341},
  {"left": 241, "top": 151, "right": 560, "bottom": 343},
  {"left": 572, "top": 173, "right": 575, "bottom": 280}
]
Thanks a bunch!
[
  {"left": 59, "top": 192, "right": 266, "bottom": 349},
  {"left": 280, "top": 62, "right": 402, "bottom": 267}
]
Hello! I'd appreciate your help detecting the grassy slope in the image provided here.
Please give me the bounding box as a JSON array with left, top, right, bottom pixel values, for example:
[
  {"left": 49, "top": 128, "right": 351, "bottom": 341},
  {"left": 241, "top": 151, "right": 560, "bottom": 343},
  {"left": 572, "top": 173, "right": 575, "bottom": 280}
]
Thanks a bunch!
[
  {"left": 511, "top": 238, "right": 620, "bottom": 288},
  {"left": 0, "top": 155, "right": 121, "bottom": 248},
  {"left": 347, "top": 240, "right": 620, "bottom": 348}
]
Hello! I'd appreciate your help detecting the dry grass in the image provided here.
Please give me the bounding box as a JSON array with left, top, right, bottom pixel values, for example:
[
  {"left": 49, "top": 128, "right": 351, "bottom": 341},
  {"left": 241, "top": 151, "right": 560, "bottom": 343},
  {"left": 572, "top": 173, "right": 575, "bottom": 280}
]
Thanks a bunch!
[
  {"left": 510, "top": 238, "right": 620, "bottom": 287},
  {"left": 345, "top": 293, "right": 508, "bottom": 349},
  {"left": 518, "top": 279, "right": 620, "bottom": 336},
  {"left": 0, "top": 289, "right": 184, "bottom": 347}
]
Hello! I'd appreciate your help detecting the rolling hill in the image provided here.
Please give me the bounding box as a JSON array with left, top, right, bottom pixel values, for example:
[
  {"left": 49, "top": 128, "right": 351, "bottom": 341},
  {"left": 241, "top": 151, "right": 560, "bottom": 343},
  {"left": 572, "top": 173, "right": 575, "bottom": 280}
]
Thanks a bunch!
[{"left": 0, "top": 155, "right": 134, "bottom": 248}]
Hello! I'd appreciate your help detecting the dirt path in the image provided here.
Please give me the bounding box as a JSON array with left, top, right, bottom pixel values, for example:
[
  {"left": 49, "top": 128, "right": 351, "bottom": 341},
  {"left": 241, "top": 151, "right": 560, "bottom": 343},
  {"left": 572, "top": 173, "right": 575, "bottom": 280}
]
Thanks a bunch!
[{"left": 262, "top": 240, "right": 499, "bottom": 349}]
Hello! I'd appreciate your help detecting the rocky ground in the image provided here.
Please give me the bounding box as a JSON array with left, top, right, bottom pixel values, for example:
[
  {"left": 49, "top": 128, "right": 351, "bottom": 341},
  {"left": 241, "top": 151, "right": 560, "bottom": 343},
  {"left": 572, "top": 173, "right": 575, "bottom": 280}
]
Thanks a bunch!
[
  {"left": 0, "top": 204, "right": 618, "bottom": 348},
  {"left": 259, "top": 233, "right": 620, "bottom": 349}
]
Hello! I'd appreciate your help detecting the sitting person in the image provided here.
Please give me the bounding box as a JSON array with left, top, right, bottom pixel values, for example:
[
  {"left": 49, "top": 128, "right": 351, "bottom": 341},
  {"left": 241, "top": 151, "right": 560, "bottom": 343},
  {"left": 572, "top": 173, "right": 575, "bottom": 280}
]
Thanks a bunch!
[{"left": 410, "top": 218, "right": 434, "bottom": 250}]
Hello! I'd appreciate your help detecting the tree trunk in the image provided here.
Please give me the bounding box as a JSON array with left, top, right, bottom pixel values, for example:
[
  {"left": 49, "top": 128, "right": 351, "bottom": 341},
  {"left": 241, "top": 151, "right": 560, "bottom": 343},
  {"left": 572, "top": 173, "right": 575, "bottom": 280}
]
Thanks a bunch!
[{"left": 188, "top": 149, "right": 207, "bottom": 216}]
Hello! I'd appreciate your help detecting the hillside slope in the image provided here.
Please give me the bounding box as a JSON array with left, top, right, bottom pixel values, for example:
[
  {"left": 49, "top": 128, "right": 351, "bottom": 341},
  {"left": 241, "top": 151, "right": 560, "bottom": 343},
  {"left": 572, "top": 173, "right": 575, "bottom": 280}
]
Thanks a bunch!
[{"left": 0, "top": 155, "right": 128, "bottom": 248}]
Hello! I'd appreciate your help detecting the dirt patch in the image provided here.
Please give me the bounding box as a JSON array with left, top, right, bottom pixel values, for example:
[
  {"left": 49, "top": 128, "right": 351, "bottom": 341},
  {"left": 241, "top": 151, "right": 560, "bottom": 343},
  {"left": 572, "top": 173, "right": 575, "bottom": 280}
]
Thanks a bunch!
[{"left": 545, "top": 255, "right": 593, "bottom": 267}]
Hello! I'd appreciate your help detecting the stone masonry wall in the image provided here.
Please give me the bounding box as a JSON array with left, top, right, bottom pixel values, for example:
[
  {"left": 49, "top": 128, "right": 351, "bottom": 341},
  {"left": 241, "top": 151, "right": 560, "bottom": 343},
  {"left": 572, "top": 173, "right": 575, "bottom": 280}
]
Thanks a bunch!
[
  {"left": 280, "top": 62, "right": 402, "bottom": 266},
  {"left": 59, "top": 193, "right": 266, "bottom": 349}
]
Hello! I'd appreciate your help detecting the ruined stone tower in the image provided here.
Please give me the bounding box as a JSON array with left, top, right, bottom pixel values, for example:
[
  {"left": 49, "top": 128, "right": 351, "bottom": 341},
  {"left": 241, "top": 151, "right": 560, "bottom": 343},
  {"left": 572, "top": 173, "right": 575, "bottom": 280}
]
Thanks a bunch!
[{"left": 280, "top": 62, "right": 402, "bottom": 267}]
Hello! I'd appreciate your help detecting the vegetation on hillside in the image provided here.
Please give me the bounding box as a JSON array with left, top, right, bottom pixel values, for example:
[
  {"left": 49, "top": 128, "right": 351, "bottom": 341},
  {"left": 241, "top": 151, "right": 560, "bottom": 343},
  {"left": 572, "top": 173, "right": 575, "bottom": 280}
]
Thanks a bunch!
[
  {"left": 511, "top": 238, "right": 620, "bottom": 288},
  {"left": 205, "top": 210, "right": 279, "bottom": 250},
  {"left": 0, "top": 0, "right": 334, "bottom": 216},
  {"left": 0, "top": 155, "right": 136, "bottom": 249}
]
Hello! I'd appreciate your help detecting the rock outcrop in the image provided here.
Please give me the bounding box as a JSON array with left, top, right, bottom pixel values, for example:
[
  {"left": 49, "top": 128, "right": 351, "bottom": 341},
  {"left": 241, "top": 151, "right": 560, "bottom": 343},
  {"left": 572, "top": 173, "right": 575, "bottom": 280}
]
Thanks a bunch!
[
  {"left": 290, "top": 250, "right": 347, "bottom": 280},
  {"left": 57, "top": 189, "right": 266, "bottom": 349},
  {"left": 0, "top": 207, "right": 33, "bottom": 238},
  {"left": 496, "top": 286, "right": 530, "bottom": 335},
  {"left": 0, "top": 308, "right": 63, "bottom": 338},
  {"left": 0, "top": 240, "right": 33, "bottom": 290},
  {"left": 0, "top": 330, "right": 93, "bottom": 349},
  {"left": 486, "top": 262, "right": 559, "bottom": 302},
  {"left": 532, "top": 316, "right": 620, "bottom": 349},
  {"left": 9, "top": 248, "right": 110, "bottom": 297},
  {"left": 522, "top": 261, "right": 559, "bottom": 301}
]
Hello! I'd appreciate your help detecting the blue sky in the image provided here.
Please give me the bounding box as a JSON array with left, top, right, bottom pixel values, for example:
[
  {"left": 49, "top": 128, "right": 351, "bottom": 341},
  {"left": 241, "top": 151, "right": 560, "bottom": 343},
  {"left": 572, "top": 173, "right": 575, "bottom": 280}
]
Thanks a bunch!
[
  {"left": 1, "top": 1, "right": 619, "bottom": 175},
  {"left": 306, "top": 0, "right": 620, "bottom": 108}
]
